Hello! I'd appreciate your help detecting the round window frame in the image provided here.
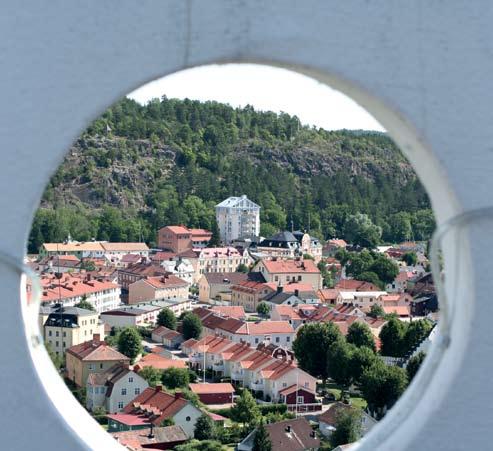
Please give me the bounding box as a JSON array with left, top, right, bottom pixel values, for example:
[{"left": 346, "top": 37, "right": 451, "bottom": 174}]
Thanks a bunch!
[{"left": 18, "top": 61, "right": 470, "bottom": 451}]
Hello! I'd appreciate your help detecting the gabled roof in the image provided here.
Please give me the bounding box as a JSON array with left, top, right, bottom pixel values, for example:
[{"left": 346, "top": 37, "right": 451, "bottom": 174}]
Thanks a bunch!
[
  {"left": 211, "top": 305, "right": 246, "bottom": 320},
  {"left": 203, "top": 272, "right": 250, "bottom": 285},
  {"left": 260, "top": 259, "right": 319, "bottom": 274},
  {"left": 189, "top": 383, "right": 235, "bottom": 395},
  {"left": 110, "top": 425, "right": 188, "bottom": 449},
  {"left": 101, "top": 242, "right": 149, "bottom": 252},
  {"left": 122, "top": 387, "right": 193, "bottom": 425},
  {"left": 318, "top": 402, "right": 356, "bottom": 426},
  {"left": 265, "top": 417, "right": 319, "bottom": 451},
  {"left": 67, "top": 338, "right": 129, "bottom": 362},
  {"left": 142, "top": 274, "right": 189, "bottom": 289}
]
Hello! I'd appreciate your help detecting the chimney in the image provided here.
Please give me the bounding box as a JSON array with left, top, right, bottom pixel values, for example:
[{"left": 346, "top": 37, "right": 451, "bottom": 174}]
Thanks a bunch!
[
  {"left": 155, "top": 384, "right": 163, "bottom": 392},
  {"left": 285, "top": 425, "right": 292, "bottom": 433},
  {"left": 294, "top": 289, "right": 299, "bottom": 297},
  {"left": 175, "top": 390, "right": 184, "bottom": 399},
  {"left": 93, "top": 334, "right": 101, "bottom": 342}
]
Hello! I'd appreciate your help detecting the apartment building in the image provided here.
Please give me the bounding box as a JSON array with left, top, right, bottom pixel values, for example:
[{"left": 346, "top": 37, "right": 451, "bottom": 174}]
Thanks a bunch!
[
  {"left": 42, "top": 304, "right": 104, "bottom": 355},
  {"left": 157, "top": 225, "right": 212, "bottom": 252},
  {"left": 128, "top": 274, "right": 190, "bottom": 304},
  {"left": 215, "top": 195, "right": 260, "bottom": 244}
]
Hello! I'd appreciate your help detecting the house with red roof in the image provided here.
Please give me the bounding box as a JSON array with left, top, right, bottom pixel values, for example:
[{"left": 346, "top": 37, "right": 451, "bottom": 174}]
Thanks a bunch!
[
  {"left": 211, "top": 305, "right": 246, "bottom": 320},
  {"left": 66, "top": 334, "right": 130, "bottom": 387},
  {"left": 253, "top": 258, "right": 322, "bottom": 291},
  {"left": 134, "top": 353, "right": 187, "bottom": 371},
  {"left": 128, "top": 274, "right": 190, "bottom": 304},
  {"left": 231, "top": 279, "right": 275, "bottom": 313},
  {"left": 110, "top": 425, "right": 188, "bottom": 450},
  {"left": 157, "top": 225, "right": 212, "bottom": 254},
  {"left": 107, "top": 386, "right": 202, "bottom": 437},
  {"left": 151, "top": 326, "right": 184, "bottom": 348},
  {"left": 189, "top": 382, "right": 235, "bottom": 405},
  {"left": 198, "top": 271, "right": 251, "bottom": 303}
]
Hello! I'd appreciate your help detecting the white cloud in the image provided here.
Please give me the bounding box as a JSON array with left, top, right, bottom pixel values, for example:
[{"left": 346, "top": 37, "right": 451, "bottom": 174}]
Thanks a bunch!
[{"left": 128, "top": 64, "right": 384, "bottom": 132}]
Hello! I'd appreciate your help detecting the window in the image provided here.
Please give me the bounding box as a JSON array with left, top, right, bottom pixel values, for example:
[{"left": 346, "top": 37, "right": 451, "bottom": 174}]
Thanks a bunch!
[
  {"left": 95, "top": 387, "right": 99, "bottom": 394},
  {"left": 121, "top": 388, "right": 127, "bottom": 396},
  {"left": 63, "top": 332, "right": 66, "bottom": 337},
  {"left": 118, "top": 402, "right": 124, "bottom": 410},
  {"left": 297, "top": 396, "right": 304, "bottom": 404},
  {"left": 304, "top": 382, "right": 309, "bottom": 388},
  {"left": 100, "top": 363, "right": 103, "bottom": 369},
  {"left": 128, "top": 377, "right": 133, "bottom": 383},
  {"left": 275, "top": 337, "right": 280, "bottom": 343},
  {"left": 255, "top": 338, "right": 259, "bottom": 344},
  {"left": 48, "top": 330, "right": 52, "bottom": 337},
  {"left": 55, "top": 341, "right": 59, "bottom": 347},
  {"left": 135, "top": 388, "right": 140, "bottom": 395},
  {"left": 283, "top": 382, "right": 287, "bottom": 387},
  {"left": 286, "top": 336, "right": 290, "bottom": 342},
  {"left": 56, "top": 331, "right": 59, "bottom": 337},
  {"left": 89, "top": 364, "right": 95, "bottom": 370}
]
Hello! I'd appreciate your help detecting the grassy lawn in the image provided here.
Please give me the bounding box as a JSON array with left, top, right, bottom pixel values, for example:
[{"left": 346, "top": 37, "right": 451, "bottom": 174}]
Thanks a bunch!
[{"left": 320, "top": 381, "right": 367, "bottom": 410}]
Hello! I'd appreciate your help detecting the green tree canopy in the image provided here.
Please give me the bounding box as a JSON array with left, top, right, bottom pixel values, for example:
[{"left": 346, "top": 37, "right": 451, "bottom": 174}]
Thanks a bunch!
[
  {"left": 157, "top": 307, "right": 177, "bottom": 330},
  {"left": 230, "top": 389, "right": 261, "bottom": 429},
  {"left": 256, "top": 302, "right": 270, "bottom": 316},
  {"left": 137, "top": 366, "right": 162, "bottom": 387},
  {"left": 253, "top": 421, "right": 272, "bottom": 451},
  {"left": 379, "top": 317, "right": 406, "bottom": 357},
  {"left": 330, "top": 409, "right": 362, "bottom": 448},
  {"left": 194, "top": 414, "right": 216, "bottom": 441},
  {"left": 343, "top": 213, "right": 382, "bottom": 248},
  {"left": 73, "top": 299, "right": 95, "bottom": 312},
  {"left": 346, "top": 322, "right": 376, "bottom": 352},
  {"left": 161, "top": 367, "right": 190, "bottom": 389},
  {"left": 406, "top": 351, "right": 426, "bottom": 382},
  {"left": 293, "top": 322, "right": 343, "bottom": 382},
  {"left": 402, "top": 251, "right": 418, "bottom": 266},
  {"left": 182, "top": 313, "right": 203, "bottom": 340},
  {"left": 117, "top": 327, "right": 143, "bottom": 362}
]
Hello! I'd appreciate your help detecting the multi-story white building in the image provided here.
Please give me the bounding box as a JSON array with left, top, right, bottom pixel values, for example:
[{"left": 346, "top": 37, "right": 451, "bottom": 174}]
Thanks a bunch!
[{"left": 215, "top": 195, "right": 260, "bottom": 244}]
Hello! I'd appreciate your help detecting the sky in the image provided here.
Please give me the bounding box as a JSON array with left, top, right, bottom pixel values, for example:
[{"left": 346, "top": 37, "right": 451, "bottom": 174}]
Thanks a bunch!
[{"left": 128, "top": 64, "right": 385, "bottom": 132}]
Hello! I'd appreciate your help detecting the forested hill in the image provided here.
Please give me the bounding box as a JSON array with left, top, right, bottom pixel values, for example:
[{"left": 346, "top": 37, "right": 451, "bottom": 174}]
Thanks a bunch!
[{"left": 28, "top": 97, "right": 434, "bottom": 253}]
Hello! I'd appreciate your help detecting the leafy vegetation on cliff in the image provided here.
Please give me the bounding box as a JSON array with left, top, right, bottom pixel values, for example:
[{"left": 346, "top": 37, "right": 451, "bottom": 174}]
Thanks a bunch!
[{"left": 28, "top": 97, "right": 434, "bottom": 253}]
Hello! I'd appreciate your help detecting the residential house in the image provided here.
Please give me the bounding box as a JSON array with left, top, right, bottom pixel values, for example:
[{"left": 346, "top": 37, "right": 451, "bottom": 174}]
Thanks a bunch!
[
  {"left": 256, "top": 231, "right": 302, "bottom": 259},
  {"left": 110, "top": 425, "right": 188, "bottom": 449},
  {"left": 134, "top": 353, "right": 187, "bottom": 371},
  {"left": 42, "top": 304, "right": 104, "bottom": 355},
  {"left": 231, "top": 279, "right": 274, "bottom": 313},
  {"left": 107, "top": 386, "right": 202, "bottom": 437},
  {"left": 66, "top": 334, "right": 130, "bottom": 387},
  {"left": 322, "top": 239, "right": 347, "bottom": 257},
  {"left": 157, "top": 225, "right": 213, "bottom": 253},
  {"left": 335, "top": 279, "right": 381, "bottom": 292},
  {"left": 192, "top": 247, "right": 252, "bottom": 282},
  {"left": 159, "top": 258, "right": 195, "bottom": 285},
  {"left": 293, "top": 230, "right": 323, "bottom": 263},
  {"left": 188, "top": 383, "right": 235, "bottom": 405},
  {"left": 238, "top": 417, "right": 320, "bottom": 451},
  {"left": 86, "top": 363, "right": 149, "bottom": 413},
  {"left": 198, "top": 271, "right": 251, "bottom": 303},
  {"left": 262, "top": 284, "right": 320, "bottom": 310},
  {"left": 215, "top": 195, "right": 260, "bottom": 244},
  {"left": 253, "top": 258, "right": 322, "bottom": 291},
  {"left": 211, "top": 305, "right": 246, "bottom": 320},
  {"left": 318, "top": 402, "right": 377, "bottom": 439},
  {"left": 40, "top": 240, "right": 105, "bottom": 259},
  {"left": 118, "top": 262, "right": 169, "bottom": 291},
  {"left": 37, "top": 254, "right": 81, "bottom": 273},
  {"left": 102, "top": 242, "right": 150, "bottom": 266},
  {"left": 151, "top": 326, "right": 184, "bottom": 349},
  {"left": 336, "top": 291, "right": 388, "bottom": 310},
  {"left": 270, "top": 305, "right": 305, "bottom": 330},
  {"left": 128, "top": 275, "right": 190, "bottom": 304},
  {"left": 40, "top": 273, "right": 121, "bottom": 313}
]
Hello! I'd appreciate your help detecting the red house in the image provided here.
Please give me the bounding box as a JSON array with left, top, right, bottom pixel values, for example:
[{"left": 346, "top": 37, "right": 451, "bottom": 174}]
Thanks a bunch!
[
  {"left": 189, "top": 383, "right": 235, "bottom": 405},
  {"left": 278, "top": 385, "right": 320, "bottom": 412}
]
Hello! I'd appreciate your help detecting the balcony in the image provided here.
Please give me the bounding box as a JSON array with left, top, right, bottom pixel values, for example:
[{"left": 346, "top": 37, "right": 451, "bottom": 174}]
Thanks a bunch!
[
  {"left": 189, "top": 354, "right": 203, "bottom": 364},
  {"left": 213, "top": 361, "right": 224, "bottom": 371},
  {"left": 250, "top": 381, "right": 264, "bottom": 391},
  {"left": 231, "top": 370, "right": 243, "bottom": 380}
]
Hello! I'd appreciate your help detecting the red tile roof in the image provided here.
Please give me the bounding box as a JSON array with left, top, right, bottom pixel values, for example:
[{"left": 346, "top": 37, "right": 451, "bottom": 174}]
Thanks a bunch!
[
  {"left": 189, "top": 383, "right": 235, "bottom": 395},
  {"left": 211, "top": 305, "right": 246, "bottom": 320},
  {"left": 135, "top": 354, "right": 187, "bottom": 370},
  {"left": 265, "top": 417, "right": 320, "bottom": 451},
  {"left": 261, "top": 259, "right": 320, "bottom": 274},
  {"left": 67, "top": 338, "right": 129, "bottom": 362},
  {"left": 143, "top": 274, "right": 189, "bottom": 289},
  {"left": 122, "top": 387, "right": 191, "bottom": 425}
]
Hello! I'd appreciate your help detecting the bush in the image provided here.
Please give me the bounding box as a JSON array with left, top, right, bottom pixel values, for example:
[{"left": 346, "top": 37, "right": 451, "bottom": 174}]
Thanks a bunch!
[{"left": 259, "top": 404, "right": 288, "bottom": 416}]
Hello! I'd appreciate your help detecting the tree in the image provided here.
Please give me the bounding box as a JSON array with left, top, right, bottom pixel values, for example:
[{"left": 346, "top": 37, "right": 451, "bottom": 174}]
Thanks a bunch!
[
  {"left": 256, "top": 302, "right": 270, "bottom": 316},
  {"left": 343, "top": 213, "right": 382, "bottom": 249},
  {"left": 402, "top": 252, "right": 418, "bottom": 266},
  {"left": 369, "top": 254, "right": 399, "bottom": 284},
  {"left": 346, "top": 322, "right": 376, "bottom": 352},
  {"left": 161, "top": 367, "right": 190, "bottom": 389},
  {"left": 80, "top": 259, "right": 96, "bottom": 271},
  {"left": 379, "top": 317, "right": 406, "bottom": 357},
  {"left": 327, "top": 341, "right": 354, "bottom": 387},
  {"left": 253, "top": 421, "right": 272, "bottom": 451},
  {"left": 349, "top": 346, "right": 379, "bottom": 384},
  {"left": 45, "top": 342, "right": 64, "bottom": 370},
  {"left": 194, "top": 414, "right": 216, "bottom": 441},
  {"left": 175, "top": 440, "right": 226, "bottom": 451},
  {"left": 357, "top": 271, "right": 382, "bottom": 288},
  {"left": 157, "top": 308, "right": 177, "bottom": 330},
  {"left": 360, "top": 361, "right": 408, "bottom": 413},
  {"left": 230, "top": 389, "right": 261, "bottom": 429},
  {"left": 117, "top": 327, "right": 143, "bottom": 362},
  {"left": 182, "top": 313, "right": 203, "bottom": 340},
  {"left": 237, "top": 263, "right": 249, "bottom": 273},
  {"left": 331, "top": 409, "right": 362, "bottom": 448},
  {"left": 293, "top": 322, "right": 343, "bottom": 382},
  {"left": 74, "top": 298, "right": 95, "bottom": 312},
  {"left": 138, "top": 366, "right": 162, "bottom": 387},
  {"left": 406, "top": 352, "right": 426, "bottom": 381},
  {"left": 368, "top": 304, "right": 385, "bottom": 319},
  {"left": 402, "top": 320, "right": 432, "bottom": 355}
]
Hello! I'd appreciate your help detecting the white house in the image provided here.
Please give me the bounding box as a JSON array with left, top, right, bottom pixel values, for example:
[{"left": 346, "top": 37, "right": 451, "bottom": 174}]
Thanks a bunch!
[
  {"left": 215, "top": 195, "right": 260, "bottom": 244},
  {"left": 86, "top": 364, "right": 149, "bottom": 413}
]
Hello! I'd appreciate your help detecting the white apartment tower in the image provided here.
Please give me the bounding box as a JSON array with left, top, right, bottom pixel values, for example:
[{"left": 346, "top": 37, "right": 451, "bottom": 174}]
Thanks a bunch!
[{"left": 215, "top": 195, "right": 261, "bottom": 244}]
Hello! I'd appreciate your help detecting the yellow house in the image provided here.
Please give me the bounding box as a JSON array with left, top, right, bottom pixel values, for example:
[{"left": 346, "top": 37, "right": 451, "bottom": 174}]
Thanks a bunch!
[
  {"left": 42, "top": 305, "right": 105, "bottom": 356},
  {"left": 66, "top": 334, "right": 130, "bottom": 387},
  {"left": 128, "top": 275, "right": 190, "bottom": 304}
]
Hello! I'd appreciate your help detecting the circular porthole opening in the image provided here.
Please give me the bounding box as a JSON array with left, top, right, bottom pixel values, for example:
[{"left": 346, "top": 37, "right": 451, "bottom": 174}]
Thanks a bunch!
[{"left": 25, "top": 63, "right": 442, "bottom": 450}]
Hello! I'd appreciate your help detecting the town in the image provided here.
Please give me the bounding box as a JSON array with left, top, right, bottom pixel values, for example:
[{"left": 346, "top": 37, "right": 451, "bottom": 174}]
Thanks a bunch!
[{"left": 28, "top": 194, "right": 437, "bottom": 451}]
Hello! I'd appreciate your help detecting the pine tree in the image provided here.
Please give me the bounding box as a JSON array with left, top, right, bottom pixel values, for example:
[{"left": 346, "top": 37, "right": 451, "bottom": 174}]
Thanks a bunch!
[{"left": 253, "top": 421, "right": 272, "bottom": 451}]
